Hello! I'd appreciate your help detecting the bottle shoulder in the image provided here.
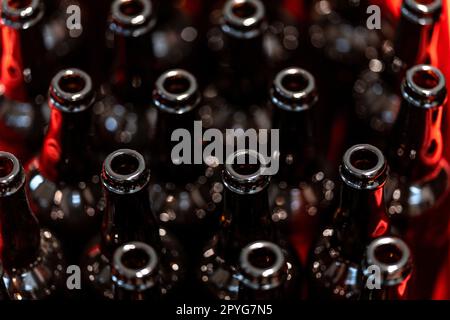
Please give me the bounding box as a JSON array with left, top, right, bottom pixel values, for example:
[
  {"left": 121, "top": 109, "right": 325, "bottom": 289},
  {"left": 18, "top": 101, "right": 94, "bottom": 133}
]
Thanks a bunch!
[{"left": 1, "top": 229, "right": 66, "bottom": 300}]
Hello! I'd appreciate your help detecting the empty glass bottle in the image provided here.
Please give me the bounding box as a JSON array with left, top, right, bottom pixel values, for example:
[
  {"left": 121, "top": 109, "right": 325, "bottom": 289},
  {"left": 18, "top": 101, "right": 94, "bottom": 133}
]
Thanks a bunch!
[
  {"left": 310, "top": 144, "right": 391, "bottom": 300},
  {"left": 149, "top": 69, "right": 223, "bottom": 253},
  {"left": 362, "top": 236, "right": 413, "bottom": 300},
  {"left": 269, "top": 67, "right": 337, "bottom": 264},
  {"left": 83, "top": 149, "right": 184, "bottom": 299},
  {"left": 109, "top": 241, "right": 180, "bottom": 300},
  {"left": 199, "top": 149, "right": 301, "bottom": 300},
  {"left": 0, "top": 151, "right": 65, "bottom": 300},
  {"left": 26, "top": 68, "right": 103, "bottom": 261},
  {"left": 385, "top": 64, "right": 449, "bottom": 298}
]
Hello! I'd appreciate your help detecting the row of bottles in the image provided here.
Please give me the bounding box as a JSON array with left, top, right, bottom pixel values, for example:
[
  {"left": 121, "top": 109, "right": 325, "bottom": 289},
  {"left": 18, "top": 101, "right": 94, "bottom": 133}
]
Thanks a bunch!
[
  {"left": 0, "top": 144, "right": 413, "bottom": 300},
  {"left": 0, "top": 0, "right": 449, "bottom": 300}
]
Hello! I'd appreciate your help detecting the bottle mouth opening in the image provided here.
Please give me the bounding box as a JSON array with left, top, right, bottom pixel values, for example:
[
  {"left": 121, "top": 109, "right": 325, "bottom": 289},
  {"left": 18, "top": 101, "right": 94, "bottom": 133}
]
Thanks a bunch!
[
  {"left": 50, "top": 69, "right": 94, "bottom": 112},
  {"left": 240, "top": 241, "right": 284, "bottom": 275},
  {"left": 119, "top": 0, "right": 145, "bottom": 17},
  {"left": 154, "top": 69, "right": 200, "bottom": 114},
  {"left": 366, "top": 237, "right": 412, "bottom": 284},
  {"left": 402, "top": 65, "right": 447, "bottom": 108},
  {"left": 340, "top": 144, "right": 386, "bottom": 189},
  {"left": 58, "top": 74, "right": 86, "bottom": 94},
  {"left": 272, "top": 68, "right": 317, "bottom": 111},
  {"left": 6, "top": 0, "right": 33, "bottom": 10},
  {"left": 349, "top": 148, "right": 380, "bottom": 171},
  {"left": 110, "top": 153, "right": 140, "bottom": 176},
  {"left": 0, "top": 151, "right": 24, "bottom": 196},
  {"left": 222, "top": 0, "right": 265, "bottom": 39},
  {"left": 412, "top": 68, "right": 441, "bottom": 90},
  {"left": 230, "top": 154, "right": 262, "bottom": 176},
  {"left": 281, "top": 73, "right": 310, "bottom": 93},
  {"left": 103, "top": 149, "right": 149, "bottom": 194},
  {"left": 232, "top": 1, "right": 257, "bottom": 19},
  {"left": 374, "top": 243, "right": 404, "bottom": 265},
  {"left": 113, "top": 242, "right": 158, "bottom": 282},
  {"left": 111, "top": 0, "right": 154, "bottom": 35}
]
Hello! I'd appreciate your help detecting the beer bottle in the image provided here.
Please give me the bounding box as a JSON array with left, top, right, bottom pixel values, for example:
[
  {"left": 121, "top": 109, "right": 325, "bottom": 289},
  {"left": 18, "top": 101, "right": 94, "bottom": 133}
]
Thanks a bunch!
[
  {"left": 83, "top": 149, "right": 184, "bottom": 299},
  {"left": 310, "top": 144, "right": 390, "bottom": 299},
  {"left": 0, "top": 151, "right": 65, "bottom": 300},
  {"left": 26, "top": 68, "right": 103, "bottom": 261}
]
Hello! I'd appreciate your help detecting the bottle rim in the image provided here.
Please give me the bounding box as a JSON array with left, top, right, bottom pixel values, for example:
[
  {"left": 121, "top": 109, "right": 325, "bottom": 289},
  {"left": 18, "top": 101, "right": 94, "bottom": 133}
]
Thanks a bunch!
[
  {"left": 1, "top": 0, "right": 44, "bottom": 29},
  {"left": 239, "top": 241, "right": 285, "bottom": 290},
  {"left": 340, "top": 144, "right": 387, "bottom": 190},
  {"left": 0, "top": 151, "right": 25, "bottom": 197},
  {"left": 271, "top": 67, "right": 318, "bottom": 112},
  {"left": 364, "top": 236, "right": 413, "bottom": 286},
  {"left": 110, "top": 0, "right": 156, "bottom": 37},
  {"left": 49, "top": 68, "right": 96, "bottom": 113},
  {"left": 402, "top": 0, "right": 442, "bottom": 26},
  {"left": 102, "top": 149, "right": 150, "bottom": 195},
  {"left": 112, "top": 241, "right": 158, "bottom": 291},
  {"left": 402, "top": 64, "right": 447, "bottom": 109},
  {"left": 223, "top": 149, "right": 271, "bottom": 195},
  {"left": 222, "top": 0, "right": 266, "bottom": 39},
  {"left": 153, "top": 69, "right": 201, "bottom": 114}
]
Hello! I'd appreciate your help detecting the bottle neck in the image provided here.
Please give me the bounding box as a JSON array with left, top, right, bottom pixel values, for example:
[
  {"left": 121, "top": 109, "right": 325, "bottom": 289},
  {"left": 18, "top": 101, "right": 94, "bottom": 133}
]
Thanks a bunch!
[
  {"left": 335, "top": 184, "right": 390, "bottom": 260},
  {"left": 152, "top": 69, "right": 202, "bottom": 182},
  {"left": 333, "top": 144, "right": 390, "bottom": 262},
  {"left": 390, "top": 103, "right": 443, "bottom": 180},
  {"left": 389, "top": 65, "right": 447, "bottom": 181},
  {"left": 0, "top": 0, "right": 48, "bottom": 101},
  {"left": 0, "top": 154, "right": 40, "bottom": 271},
  {"left": 38, "top": 69, "right": 96, "bottom": 183},
  {"left": 394, "top": 0, "right": 441, "bottom": 68},
  {"left": 271, "top": 68, "right": 319, "bottom": 181},
  {"left": 101, "top": 149, "right": 161, "bottom": 259},
  {"left": 109, "top": 0, "right": 156, "bottom": 102},
  {"left": 218, "top": 0, "right": 267, "bottom": 104},
  {"left": 220, "top": 150, "right": 274, "bottom": 253}
]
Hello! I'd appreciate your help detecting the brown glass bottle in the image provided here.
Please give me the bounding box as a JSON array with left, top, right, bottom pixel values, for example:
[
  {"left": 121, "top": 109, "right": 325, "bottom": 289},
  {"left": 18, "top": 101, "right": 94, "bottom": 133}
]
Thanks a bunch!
[
  {"left": 26, "top": 68, "right": 103, "bottom": 261},
  {"left": 108, "top": 241, "right": 180, "bottom": 300},
  {"left": 94, "top": 0, "right": 158, "bottom": 158},
  {"left": 385, "top": 64, "right": 449, "bottom": 299},
  {"left": 0, "top": 0, "right": 50, "bottom": 161},
  {"left": 362, "top": 236, "right": 413, "bottom": 300},
  {"left": 0, "top": 151, "right": 65, "bottom": 300},
  {"left": 83, "top": 149, "right": 184, "bottom": 300},
  {"left": 149, "top": 69, "right": 223, "bottom": 253},
  {"left": 310, "top": 144, "right": 391, "bottom": 300},
  {"left": 199, "top": 149, "right": 301, "bottom": 300},
  {"left": 269, "top": 67, "right": 337, "bottom": 264},
  {"left": 353, "top": 0, "right": 442, "bottom": 147}
]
